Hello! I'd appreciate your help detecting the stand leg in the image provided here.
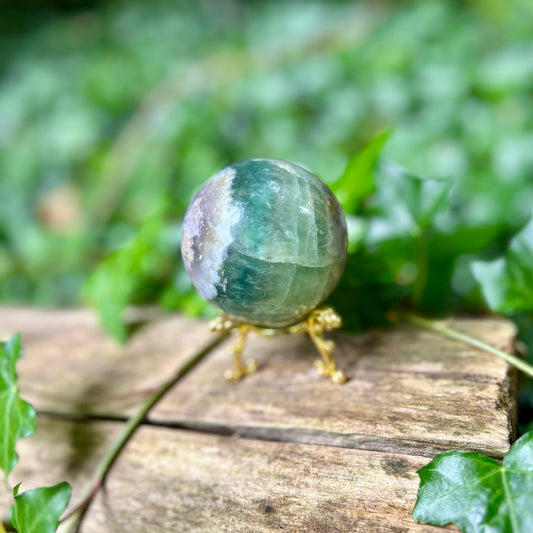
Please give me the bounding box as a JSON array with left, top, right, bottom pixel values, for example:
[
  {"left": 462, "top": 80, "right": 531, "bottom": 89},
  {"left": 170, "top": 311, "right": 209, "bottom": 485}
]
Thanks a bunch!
[
  {"left": 224, "top": 325, "right": 258, "bottom": 380},
  {"left": 210, "top": 307, "right": 345, "bottom": 384},
  {"left": 210, "top": 317, "right": 257, "bottom": 381},
  {"left": 306, "top": 308, "right": 347, "bottom": 384}
]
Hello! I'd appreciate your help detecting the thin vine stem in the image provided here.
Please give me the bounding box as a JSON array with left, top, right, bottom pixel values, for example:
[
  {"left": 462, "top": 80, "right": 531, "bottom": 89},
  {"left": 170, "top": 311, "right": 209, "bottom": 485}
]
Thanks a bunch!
[
  {"left": 404, "top": 313, "right": 533, "bottom": 379},
  {"left": 61, "top": 332, "right": 227, "bottom": 532}
]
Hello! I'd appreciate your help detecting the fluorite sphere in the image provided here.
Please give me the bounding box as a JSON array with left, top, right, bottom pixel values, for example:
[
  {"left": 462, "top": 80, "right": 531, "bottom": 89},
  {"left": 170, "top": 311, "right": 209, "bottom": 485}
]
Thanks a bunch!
[{"left": 181, "top": 158, "right": 347, "bottom": 328}]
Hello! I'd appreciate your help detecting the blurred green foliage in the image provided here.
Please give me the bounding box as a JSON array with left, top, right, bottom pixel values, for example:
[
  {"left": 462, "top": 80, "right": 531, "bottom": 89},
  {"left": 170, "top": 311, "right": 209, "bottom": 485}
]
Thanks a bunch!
[
  {"left": 4, "top": 2, "right": 533, "bottom": 522},
  {"left": 2, "top": 0, "right": 533, "bottom": 358}
]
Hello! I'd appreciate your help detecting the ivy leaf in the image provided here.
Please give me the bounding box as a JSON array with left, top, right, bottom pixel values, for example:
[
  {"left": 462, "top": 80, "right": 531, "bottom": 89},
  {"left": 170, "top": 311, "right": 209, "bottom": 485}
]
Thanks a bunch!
[
  {"left": 331, "top": 129, "right": 391, "bottom": 214},
  {"left": 0, "top": 334, "right": 36, "bottom": 479},
  {"left": 373, "top": 163, "right": 454, "bottom": 233},
  {"left": 327, "top": 248, "right": 407, "bottom": 332},
  {"left": 413, "top": 431, "right": 533, "bottom": 533},
  {"left": 471, "top": 215, "right": 533, "bottom": 313},
  {"left": 358, "top": 164, "right": 455, "bottom": 312},
  {"left": 84, "top": 198, "right": 171, "bottom": 343},
  {"left": 10, "top": 482, "right": 71, "bottom": 533}
]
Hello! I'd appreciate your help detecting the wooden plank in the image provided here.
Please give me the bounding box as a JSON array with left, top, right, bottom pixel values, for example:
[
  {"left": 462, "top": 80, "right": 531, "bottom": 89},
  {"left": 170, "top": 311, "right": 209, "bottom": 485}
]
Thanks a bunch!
[
  {"left": 0, "top": 309, "right": 515, "bottom": 458},
  {"left": 0, "top": 307, "right": 208, "bottom": 411},
  {"left": 152, "top": 319, "right": 516, "bottom": 458},
  {"left": 0, "top": 417, "right": 121, "bottom": 529},
  {"left": 0, "top": 308, "right": 514, "bottom": 531},
  {"left": 1, "top": 416, "right": 455, "bottom": 532}
]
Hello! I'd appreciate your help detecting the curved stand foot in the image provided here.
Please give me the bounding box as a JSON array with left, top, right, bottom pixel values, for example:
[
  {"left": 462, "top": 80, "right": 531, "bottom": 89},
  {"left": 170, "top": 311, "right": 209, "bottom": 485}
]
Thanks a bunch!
[
  {"left": 210, "top": 307, "right": 346, "bottom": 384},
  {"left": 211, "top": 318, "right": 258, "bottom": 381},
  {"left": 305, "top": 308, "right": 347, "bottom": 384}
]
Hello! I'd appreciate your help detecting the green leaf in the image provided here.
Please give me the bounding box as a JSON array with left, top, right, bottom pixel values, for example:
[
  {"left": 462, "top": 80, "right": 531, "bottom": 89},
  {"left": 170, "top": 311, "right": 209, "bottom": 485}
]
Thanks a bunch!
[
  {"left": 0, "top": 335, "right": 36, "bottom": 479},
  {"left": 413, "top": 431, "right": 533, "bottom": 533},
  {"left": 10, "top": 482, "right": 71, "bottom": 533},
  {"left": 356, "top": 164, "right": 455, "bottom": 312},
  {"left": 471, "top": 215, "right": 533, "bottom": 313},
  {"left": 331, "top": 129, "right": 391, "bottom": 214},
  {"left": 84, "top": 198, "right": 171, "bottom": 343},
  {"left": 373, "top": 163, "right": 454, "bottom": 233},
  {"left": 327, "top": 248, "right": 407, "bottom": 332}
]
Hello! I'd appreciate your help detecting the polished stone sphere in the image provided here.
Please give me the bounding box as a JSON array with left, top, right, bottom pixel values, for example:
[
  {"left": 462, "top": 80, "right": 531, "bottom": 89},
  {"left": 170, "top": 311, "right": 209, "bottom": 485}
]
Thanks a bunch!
[{"left": 181, "top": 158, "right": 347, "bottom": 328}]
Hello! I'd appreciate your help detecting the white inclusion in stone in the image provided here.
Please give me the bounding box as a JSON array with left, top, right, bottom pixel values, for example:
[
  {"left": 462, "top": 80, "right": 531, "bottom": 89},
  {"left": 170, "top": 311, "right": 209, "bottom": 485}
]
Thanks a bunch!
[
  {"left": 275, "top": 159, "right": 301, "bottom": 176},
  {"left": 196, "top": 167, "right": 241, "bottom": 300}
]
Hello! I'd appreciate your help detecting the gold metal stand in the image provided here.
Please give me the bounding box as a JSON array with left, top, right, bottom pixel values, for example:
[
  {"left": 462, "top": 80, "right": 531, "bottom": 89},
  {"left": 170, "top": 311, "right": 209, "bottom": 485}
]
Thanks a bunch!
[{"left": 210, "top": 307, "right": 346, "bottom": 384}]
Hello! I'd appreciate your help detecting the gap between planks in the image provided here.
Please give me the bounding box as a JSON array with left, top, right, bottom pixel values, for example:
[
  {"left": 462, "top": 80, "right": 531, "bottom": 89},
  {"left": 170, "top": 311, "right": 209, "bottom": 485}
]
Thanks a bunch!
[{"left": 0, "top": 309, "right": 517, "bottom": 461}]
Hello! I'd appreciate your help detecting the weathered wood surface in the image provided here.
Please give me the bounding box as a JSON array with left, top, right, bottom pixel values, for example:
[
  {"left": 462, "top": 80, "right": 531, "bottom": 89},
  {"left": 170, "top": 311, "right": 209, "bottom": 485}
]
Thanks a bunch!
[
  {"left": 0, "top": 308, "right": 517, "bottom": 531},
  {"left": 7, "top": 417, "right": 450, "bottom": 533}
]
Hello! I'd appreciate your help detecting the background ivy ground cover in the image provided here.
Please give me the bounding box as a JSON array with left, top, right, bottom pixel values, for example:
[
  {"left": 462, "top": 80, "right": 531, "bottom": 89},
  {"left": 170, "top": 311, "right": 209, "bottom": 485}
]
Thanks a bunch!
[
  {"left": 3, "top": 0, "right": 533, "bottom": 423},
  {"left": 2, "top": 0, "right": 533, "bottom": 531}
]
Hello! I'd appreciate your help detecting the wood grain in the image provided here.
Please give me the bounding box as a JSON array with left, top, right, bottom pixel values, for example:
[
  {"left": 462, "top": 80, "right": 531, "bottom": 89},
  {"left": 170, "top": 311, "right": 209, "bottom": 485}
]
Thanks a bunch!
[
  {"left": 0, "top": 307, "right": 207, "bottom": 412},
  {"left": 0, "top": 308, "right": 517, "bottom": 531},
  {"left": 1, "top": 309, "right": 516, "bottom": 458},
  {"left": 152, "top": 319, "right": 516, "bottom": 458},
  {"left": 2, "top": 417, "right": 454, "bottom": 532}
]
